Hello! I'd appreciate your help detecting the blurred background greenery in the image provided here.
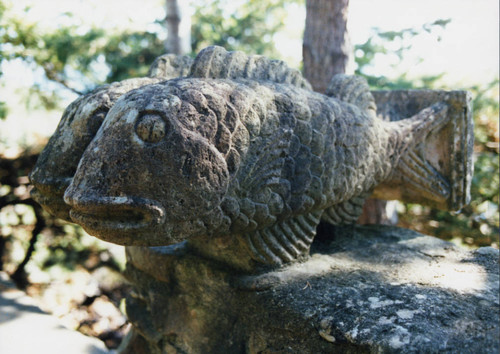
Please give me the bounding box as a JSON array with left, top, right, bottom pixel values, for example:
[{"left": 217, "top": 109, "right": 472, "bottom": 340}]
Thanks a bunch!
[{"left": 0, "top": 0, "right": 498, "bottom": 349}]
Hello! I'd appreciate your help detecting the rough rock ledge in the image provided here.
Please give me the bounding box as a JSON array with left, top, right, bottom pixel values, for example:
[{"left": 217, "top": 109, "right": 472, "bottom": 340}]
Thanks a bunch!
[{"left": 122, "top": 225, "right": 499, "bottom": 353}]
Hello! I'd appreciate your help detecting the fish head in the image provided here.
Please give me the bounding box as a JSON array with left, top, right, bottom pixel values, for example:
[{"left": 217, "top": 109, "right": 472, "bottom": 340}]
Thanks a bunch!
[
  {"left": 64, "top": 81, "right": 231, "bottom": 246},
  {"left": 30, "top": 78, "right": 160, "bottom": 221}
]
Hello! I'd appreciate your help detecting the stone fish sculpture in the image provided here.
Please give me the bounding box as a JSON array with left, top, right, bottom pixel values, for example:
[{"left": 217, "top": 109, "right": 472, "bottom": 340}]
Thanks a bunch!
[
  {"left": 52, "top": 46, "right": 456, "bottom": 271},
  {"left": 30, "top": 54, "right": 193, "bottom": 220}
]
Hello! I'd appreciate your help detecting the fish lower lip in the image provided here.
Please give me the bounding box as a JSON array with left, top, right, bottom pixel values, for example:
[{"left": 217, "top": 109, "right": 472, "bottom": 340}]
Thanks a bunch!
[
  {"left": 69, "top": 208, "right": 154, "bottom": 232},
  {"left": 66, "top": 196, "right": 166, "bottom": 237},
  {"left": 65, "top": 196, "right": 166, "bottom": 244}
]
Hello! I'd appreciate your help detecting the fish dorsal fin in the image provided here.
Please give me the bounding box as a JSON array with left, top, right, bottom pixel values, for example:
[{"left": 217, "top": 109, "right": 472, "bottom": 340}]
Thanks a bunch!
[
  {"left": 245, "top": 211, "right": 322, "bottom": 265},
  {"left": 189, "top": 46, "right": 312, "bottom": 90},
  {"left": 148, "top": 54, "right": 193, "bottom": 79},
  {"left": 325, "top": 74, "right": 377, "bottom": 118}
]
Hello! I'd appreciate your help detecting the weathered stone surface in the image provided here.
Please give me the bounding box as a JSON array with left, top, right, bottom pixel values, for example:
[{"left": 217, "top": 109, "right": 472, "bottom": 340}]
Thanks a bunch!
[
  {"left": 147, "top": 54, "right": 193, "bottom": 79},
  {"left": 56, "top": 46, "right": 473, "bottom": 272},
  {"left": 372, "top": 90, "right": 473, "bottom": 211},
  {"left": 29, "top": 47, "right": 481, "bottom": 353},
  {"left": 30, "top": 55, "right": 193, "bottom": 221},
  {"left": 122, "top": 225, "right": 499, "bottom": 354}
]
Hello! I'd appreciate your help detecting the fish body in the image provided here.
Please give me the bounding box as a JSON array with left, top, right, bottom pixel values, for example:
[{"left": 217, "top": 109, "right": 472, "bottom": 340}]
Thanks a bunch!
[
  {"left": 64, "top": 69, "right": 448, "bottom": 270},
  {"left": 31, "top": 46, "right": 450, "bottom": 271}
]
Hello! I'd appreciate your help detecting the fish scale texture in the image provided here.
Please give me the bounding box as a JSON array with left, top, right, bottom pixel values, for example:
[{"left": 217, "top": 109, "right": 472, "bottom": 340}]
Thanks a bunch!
[
  {"left": 185, "top": 47, "right": 395, "bottom": 234},
  {"left": 180, "top": 78, "right": 393, "bottom": 231},
  {"left": 33, "top": 46, "right": 451, "bottom": 269}
]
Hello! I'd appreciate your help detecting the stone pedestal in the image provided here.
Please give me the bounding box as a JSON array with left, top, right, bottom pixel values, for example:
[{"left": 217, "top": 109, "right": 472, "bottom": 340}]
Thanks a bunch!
[{"left": 119, "top": 225, "right": 499, "bottom": 353}]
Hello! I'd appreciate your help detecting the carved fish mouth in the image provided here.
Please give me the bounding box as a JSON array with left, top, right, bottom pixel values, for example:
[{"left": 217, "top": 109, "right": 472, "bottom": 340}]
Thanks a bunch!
[
  {"left": 30, "top": 177, "right": 72, "bottom": 220},
  {"left": 66, "top": 196, "right": 166, "bottom": 244}
]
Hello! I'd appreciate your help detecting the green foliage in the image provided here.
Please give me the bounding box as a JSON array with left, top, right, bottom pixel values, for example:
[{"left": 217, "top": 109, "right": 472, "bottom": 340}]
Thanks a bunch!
[
  {"left": 402, "top": 81, "right": 499, "bottom": 248},
  {"left": 0, "top": 101, "right": 6, "bottom": 119},
  {"left": 356, "top": 19, "right": 499, "bottom": 248},
  {"left": 99, "top": 31, "right": 165, "bottom": 83},
  {"left": 191, "top": 0, "right": 296, "bottom": 58},
  {"left": 1, "top": 7, "right": 99, "bottom": 94},
  {"left": 0, "top": 1, "right": 164, "bottom": 108},
  {"left": 469, "top": 79, "right": 500, "bottom": 148},
  {"left": 355, "top": 19, "right": 450, "bottom": 89},
  {"left": 1, "top": 0, "right": 297, "bottom": 114}
]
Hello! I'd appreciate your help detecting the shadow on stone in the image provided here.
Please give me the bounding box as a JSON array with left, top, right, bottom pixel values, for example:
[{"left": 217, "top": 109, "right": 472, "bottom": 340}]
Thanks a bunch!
[{"left": 123, "top": 225, "right": 499, "bottom": 353}]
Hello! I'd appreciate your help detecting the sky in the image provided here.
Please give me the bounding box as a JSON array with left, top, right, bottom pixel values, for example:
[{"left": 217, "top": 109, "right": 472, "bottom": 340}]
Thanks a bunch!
[
  {"left": 3, "top": 0, "right": 498, "bottom": 85},
  {"left": 349, "top": 0, "right": 499, "bottom": 85},
  {"left": 0, "top": 0, "right": 498, "bottom": 155},
  {"left": 276, "top": 0, "right": 499, "bottom": 85}
]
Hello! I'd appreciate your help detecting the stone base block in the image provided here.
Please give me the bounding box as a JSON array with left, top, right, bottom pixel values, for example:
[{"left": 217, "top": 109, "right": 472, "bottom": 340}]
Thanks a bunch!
[{"left": 120, "top": 225, "right": 499, "bottom": 353}]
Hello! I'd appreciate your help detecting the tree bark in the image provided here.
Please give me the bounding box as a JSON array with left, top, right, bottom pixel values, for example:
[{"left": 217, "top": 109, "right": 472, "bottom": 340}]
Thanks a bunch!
[
  {"left": 357, "top": 199, "right": 396, "bottom": 225},
  {"left": 165, "top": 0, "right": 182, "bottom": 55},
  {"left": 302, "top": 0, "right": 395, "bottom": 225},
  {"left": 303, "top": 0, "right": 352, "bottom": 93}
]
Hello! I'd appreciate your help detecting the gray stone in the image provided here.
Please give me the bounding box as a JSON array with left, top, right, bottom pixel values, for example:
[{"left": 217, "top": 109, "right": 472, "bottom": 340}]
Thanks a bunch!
[
  {"left": 55, "top": 46, "right": 473, "bottom": 272},
  {"left": 372, "top": 90, "right": 473, "bottom": 211},
  {"left": 475, "top": 246, "right": 500, "bottom": 256},
  {"left": 147, "top": 54, "right": 193, "bottom": 79},
  {"left": 122, "top": 225, "right": 499, "bottom": 353},
  {"left": 30, "top": 55, "right": 193, "bottom": 221},
  {"left": 29, "top": 46, "right": 482, "bottom": 353}
]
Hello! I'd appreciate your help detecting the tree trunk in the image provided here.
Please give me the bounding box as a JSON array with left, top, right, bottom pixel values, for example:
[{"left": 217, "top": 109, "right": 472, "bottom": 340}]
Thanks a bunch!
[
  {"left": 303, "top": 0, "right": 352, "bottom": 93},
  {"left": 302, "top": 0, "right": 396, "bottom": 225},
  {"left": 357, "top": 199, "right": 397, "bottom": 225},
  {"left": 165, "top": 0, "right": 182, "bottom": 55}
]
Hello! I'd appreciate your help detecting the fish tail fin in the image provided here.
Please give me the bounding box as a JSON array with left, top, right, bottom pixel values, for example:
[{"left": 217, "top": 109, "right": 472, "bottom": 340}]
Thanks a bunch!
[
  {"left": 386, "top": 103, "right": 451, "bottom": 204},
  {"left": 325, "top": 74, "right": 377, "bottom": 117}
]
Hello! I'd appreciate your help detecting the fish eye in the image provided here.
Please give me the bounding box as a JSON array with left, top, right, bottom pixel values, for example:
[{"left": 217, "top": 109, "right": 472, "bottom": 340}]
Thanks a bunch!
[{"left": 135, "top": 114, "right": 167, "bottom": 143}]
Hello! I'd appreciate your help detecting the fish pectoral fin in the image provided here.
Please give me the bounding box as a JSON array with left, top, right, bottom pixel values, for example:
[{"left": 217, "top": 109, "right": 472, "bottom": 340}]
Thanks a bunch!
[
  {"left": 238, "top": 127, "right": 292, "bottom": 195},
  {"left": 245, "top": 211, "right": 322, "bottom": 266},
  {"left": 395, "top": 150, "right": 451, "bottom": 202},
  {"left": 321, "top": 194, "right": 367, "bottom": 225}
]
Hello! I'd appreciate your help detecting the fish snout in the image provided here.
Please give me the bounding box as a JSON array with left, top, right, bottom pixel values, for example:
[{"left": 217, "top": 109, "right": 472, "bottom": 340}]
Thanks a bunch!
[
  {"left": 30, "top": 174, "right": 72, "bottom": 196},
  {"left": 29, "top": 174, "right": 73, "bottom": 220},
  {"left": 64, "top": 192, "right": 167, "bottom": 245}
]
